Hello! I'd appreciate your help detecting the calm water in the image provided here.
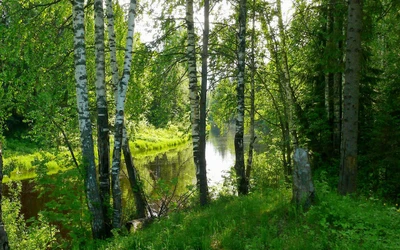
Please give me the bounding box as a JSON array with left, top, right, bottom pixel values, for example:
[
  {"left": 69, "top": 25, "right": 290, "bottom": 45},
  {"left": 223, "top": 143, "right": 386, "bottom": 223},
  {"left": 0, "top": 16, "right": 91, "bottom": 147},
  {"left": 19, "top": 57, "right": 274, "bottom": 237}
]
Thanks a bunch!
[{"left": 3, "top": 129, "right": 236, "bottom": 221}]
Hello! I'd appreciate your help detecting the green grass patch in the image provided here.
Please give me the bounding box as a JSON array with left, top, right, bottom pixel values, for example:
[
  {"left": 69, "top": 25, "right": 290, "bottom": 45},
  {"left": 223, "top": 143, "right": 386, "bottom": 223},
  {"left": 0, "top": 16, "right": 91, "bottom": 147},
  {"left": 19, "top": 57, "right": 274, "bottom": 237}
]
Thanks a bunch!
[
  {"left": 100, "top": 185, "right": 400, "bottom": 250},
  {"left": 2, "top": 125, "right": 190, "bottom": 182}
]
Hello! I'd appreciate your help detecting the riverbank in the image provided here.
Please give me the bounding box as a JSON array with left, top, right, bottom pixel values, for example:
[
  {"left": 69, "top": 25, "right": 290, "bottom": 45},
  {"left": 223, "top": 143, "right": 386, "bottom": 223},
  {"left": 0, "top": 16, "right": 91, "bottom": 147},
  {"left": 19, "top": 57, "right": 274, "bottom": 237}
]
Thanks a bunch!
[
  {"left": 2, "top": 125, "right": 190, "bottom": 182},
  {"left": 100, "top": 184, "right": 400, "bottom": 249}
]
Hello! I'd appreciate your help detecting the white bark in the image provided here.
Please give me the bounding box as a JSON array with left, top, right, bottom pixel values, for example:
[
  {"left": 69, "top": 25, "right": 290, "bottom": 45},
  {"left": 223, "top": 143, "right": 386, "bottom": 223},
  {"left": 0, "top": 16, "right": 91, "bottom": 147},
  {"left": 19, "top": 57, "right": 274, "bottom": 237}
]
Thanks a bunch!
[
  {"left": 72, "top": 0, "right": 105, "bottom": 239},
  {"left": 111, "top": 0, "right": 137, "bottom": 229},
  {"left": 186, "top": 0, "right": 200, "bottom": 179},
  {"left": 235, "top": 0, "right": 248, "bottom": 195},
  {"left": 105, "top": 0, "right": 120, "bottom": 101}
]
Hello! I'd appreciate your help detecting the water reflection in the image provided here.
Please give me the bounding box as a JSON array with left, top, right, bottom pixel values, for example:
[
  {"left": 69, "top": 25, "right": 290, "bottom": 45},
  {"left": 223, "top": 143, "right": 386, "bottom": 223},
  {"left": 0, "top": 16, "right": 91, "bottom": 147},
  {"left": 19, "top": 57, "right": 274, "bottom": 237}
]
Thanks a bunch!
[
  {"left": 206, "top": 128, "right": 235, "bottom": 188},
  {"left": 4, "top": 130, "right": 237, "bottom": 224}
]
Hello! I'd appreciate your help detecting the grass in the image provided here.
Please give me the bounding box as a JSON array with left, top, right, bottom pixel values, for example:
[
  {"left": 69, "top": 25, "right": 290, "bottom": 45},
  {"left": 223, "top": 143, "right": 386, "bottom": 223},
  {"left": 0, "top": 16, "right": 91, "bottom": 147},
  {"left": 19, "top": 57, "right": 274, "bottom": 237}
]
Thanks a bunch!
[
  {"left": 1, "top": 125, "right": 190, "bottom": 182},
  {"left": 130, "top": 124, "right": 190, "bottom": 154},
  {"left": 99, "top": 183, "right": 400, "bottom": 250}
]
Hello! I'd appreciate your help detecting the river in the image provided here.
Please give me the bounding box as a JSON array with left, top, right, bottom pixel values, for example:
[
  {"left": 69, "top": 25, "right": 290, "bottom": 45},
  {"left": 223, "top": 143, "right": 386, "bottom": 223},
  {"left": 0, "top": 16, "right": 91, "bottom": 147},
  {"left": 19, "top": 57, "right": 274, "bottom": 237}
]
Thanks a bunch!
[{"left": 3, "top": 127, "right": 236, "bottom": 223}]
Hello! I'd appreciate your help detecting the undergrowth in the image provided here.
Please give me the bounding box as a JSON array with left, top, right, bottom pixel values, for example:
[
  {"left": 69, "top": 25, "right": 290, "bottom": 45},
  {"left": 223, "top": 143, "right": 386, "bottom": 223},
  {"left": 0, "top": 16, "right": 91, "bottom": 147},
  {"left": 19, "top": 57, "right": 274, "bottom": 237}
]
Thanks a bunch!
[{"left": 100, "top": 183, "right": 400, "bottom": 250}]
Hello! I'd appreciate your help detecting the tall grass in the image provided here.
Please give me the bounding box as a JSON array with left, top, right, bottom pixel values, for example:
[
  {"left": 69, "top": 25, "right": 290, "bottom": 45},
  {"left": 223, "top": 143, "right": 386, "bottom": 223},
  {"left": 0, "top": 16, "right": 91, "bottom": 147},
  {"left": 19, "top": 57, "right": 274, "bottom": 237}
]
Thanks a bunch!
[{"left": 100, "top": 182, "right": 400, "bottom": 250}]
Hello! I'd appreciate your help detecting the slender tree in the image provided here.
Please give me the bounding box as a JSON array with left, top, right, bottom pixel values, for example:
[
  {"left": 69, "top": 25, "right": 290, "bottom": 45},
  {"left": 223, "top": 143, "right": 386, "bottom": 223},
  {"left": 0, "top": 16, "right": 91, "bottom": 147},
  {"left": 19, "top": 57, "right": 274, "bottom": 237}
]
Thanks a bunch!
[
  {"left": 199, "top": 0, "right": 210, "bottom": 205},
  {"left": 276, "top": 0, "right": 294, "bottom": 178},
  {"left": 338, "top": 0, "right": 362, "bottom": 195},
  {"left": 235, "top": 0, "right": 248, "bottom": 195},
  {"left": 185, "top": 0, "right": 202, "bottom": 197},
  {"left": 72, "top": 0, "right": 106, "bottom": 239},
  {"left": 106, "top": 0, "right": 149, "bottom": 219},
  {"left": 333, "top": 0, "right": 345, "bottom": 156},
  {"left": 246, "top": 0, "right": 256, "bottom": 185},
  {"left": 94, "top": 0, "right": 111, "bottom": 235},
  {"left": 111, "top": 0, "right": 137, "bottom": 229}
]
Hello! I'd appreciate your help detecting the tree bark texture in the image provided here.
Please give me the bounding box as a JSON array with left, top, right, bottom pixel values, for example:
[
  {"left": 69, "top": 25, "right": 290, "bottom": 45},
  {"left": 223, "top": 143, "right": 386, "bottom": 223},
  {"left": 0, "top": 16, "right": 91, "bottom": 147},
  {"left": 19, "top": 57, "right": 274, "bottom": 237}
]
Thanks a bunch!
[
  {"left": 235, "top": 0, "right": 248, "bottom": 195},
  {"left": 105, "top": 0, "right": 119, "bottom": 101},
  {"left": 199, "top": 0, "right": 210, "bottom": 205},
  {"left": 338, "top": 0, "right": 362, "bottom": 195},
  {"left": 324, "top": 1, "right": 335, "bottom": 159},
  {"left": 292, "top": 147, "right": 315, "bottom": 210},
  {"left": 72, "top": 0, "right": 106, "bottom": 239},
  {"left": 0, "top": 143, "right": 9, "bottom": 250},
  {"left": 333, "top": 0, "right": 345, "bottom": 156},
  {"left": 111, "top": 0, "right": 137, "bottom": 229},
  {"left": 94, "top": 0, "right": 111, "bottom": 235},
  {"left": 107, "top": 0, "right": 149, "bottom": 220},
  {"left": 246, "top": 1, "right": 256, "bottom": 184},
  {"left": 185, "top": 0, "right": 202, "bottom": 196}
]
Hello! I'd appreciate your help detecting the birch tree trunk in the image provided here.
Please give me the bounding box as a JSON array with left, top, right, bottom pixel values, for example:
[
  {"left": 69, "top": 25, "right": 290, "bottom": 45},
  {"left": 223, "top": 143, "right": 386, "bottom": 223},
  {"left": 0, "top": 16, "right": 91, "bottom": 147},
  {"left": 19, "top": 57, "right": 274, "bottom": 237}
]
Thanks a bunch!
[
  {"left": 106, "top": 0, "right": 149, "bottom": 219},
  {"left": 0, "top": 143, "right": 9, "bottom": 249},
  {"left": 185, "top": 0, "right": 201, "bottom": 195},
  {"left": 94, "top": 0, "right": 111, "bottom": 235},
  {"left": 235, "top": 0, "right": 248, "bottom": 195},
  {"left": 246, "top": 0, "right": 256, "bottom": 183},
  {"left": 111, "top": 0, "right": 137, "bottom": 229},
  {"left": 105, "top": 0, "right": 119, "bottom": 102},
  {"left": 338, "top": 0, "right": 362, "bottom": 195},
  {"left": 199, "top": 0, "right": 210, "bottom": 205},
  {"left": 72, "top": 0, "right": 106, "bottom": 239}
]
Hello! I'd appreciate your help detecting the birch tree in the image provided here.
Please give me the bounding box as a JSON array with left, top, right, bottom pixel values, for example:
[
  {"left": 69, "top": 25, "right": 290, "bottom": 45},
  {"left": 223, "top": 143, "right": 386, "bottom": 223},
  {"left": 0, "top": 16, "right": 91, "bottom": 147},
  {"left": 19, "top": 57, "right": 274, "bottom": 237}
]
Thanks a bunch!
[
  {"left": 72, "top": 0, "right": 106, "bottom": 239},
  {"left": 111, "top": 0, "right": 137, "bottom": 229},
  {"left": 246, "top": 0, "right": 256, "bottom": 185},
  {"left": 106, "top": 0, "right": 149, "bottom": 219},
  {"left": 199, "top": 0, "right": 210, "bottom": 205},
  {"left": 94, "top": 0, "right": 111, "bottom": 235},
  {"left": 338, "top": 0, "right": 362, "bottom": 195},
  {"left": 235, "top": 0, "right": 248, "bottom": 195},
  {"left": 185, "top": 0, "right": 202, "bottom": 198}
]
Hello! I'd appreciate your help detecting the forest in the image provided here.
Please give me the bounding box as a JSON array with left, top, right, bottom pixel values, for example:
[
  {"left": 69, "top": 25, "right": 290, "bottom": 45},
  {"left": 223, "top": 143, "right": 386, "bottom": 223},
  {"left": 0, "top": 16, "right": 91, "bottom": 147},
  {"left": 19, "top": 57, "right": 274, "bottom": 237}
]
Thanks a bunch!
[{"left": 0, "top": 0, "right": 399, "bottom": 249}]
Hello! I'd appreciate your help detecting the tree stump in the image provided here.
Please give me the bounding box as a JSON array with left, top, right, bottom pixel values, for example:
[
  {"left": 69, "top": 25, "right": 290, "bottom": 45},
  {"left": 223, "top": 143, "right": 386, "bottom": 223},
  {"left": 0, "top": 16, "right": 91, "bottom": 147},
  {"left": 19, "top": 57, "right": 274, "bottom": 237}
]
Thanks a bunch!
[{"left": 292, "top": 147, "right": 315, "bottom": 210}]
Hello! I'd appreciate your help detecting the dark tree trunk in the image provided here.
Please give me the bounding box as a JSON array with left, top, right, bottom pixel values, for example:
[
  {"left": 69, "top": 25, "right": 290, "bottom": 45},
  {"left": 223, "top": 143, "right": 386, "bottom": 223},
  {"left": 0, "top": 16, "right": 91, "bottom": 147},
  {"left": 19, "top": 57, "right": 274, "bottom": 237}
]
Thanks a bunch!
[
  {"left": 324, "top": 0, "right": 335, "bottom": 160},
  {"left": 235, "top": 0, "right": 248, "bottom": 195},
  {"left": 333, "top": 0, "right": 345, "bottom": 157},
  {"left": 246, "top": 0, "right": 256, "bottom": 185},
  {"left": 122, "top": 129, "right": 150, "bottom": 218},
  {"left": 338, "top": 0, "right": 362, "bottom": 195},
  {"left": 0, "top": 143, "right": 9, "bottom": 250},
  {"left": 199, "top": 0, "right": 210, "bottom": 205},
  {"left": 94, "top": 0, "right": 111, "bottom": 236}
]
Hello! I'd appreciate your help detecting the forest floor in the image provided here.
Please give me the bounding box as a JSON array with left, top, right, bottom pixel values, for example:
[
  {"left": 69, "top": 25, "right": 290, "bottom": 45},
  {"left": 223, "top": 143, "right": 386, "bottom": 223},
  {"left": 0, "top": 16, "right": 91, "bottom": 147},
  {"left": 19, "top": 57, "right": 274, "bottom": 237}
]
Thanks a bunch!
[{"left": 99, "top": 183, "right": 400, "bottom": 250}]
